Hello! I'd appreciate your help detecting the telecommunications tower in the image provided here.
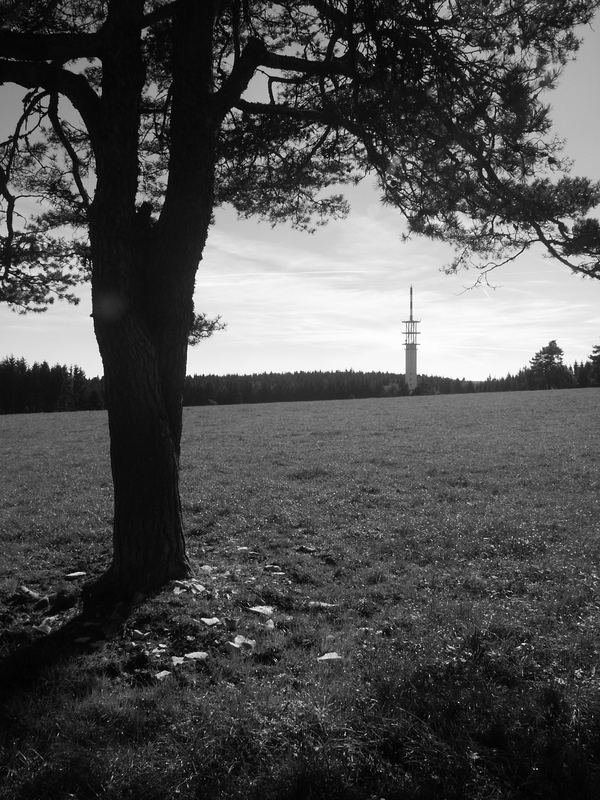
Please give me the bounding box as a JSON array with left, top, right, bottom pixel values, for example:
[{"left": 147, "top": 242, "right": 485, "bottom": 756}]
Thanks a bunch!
[{"left": 402, "top": 286, "right": 420, "bottom": 393}]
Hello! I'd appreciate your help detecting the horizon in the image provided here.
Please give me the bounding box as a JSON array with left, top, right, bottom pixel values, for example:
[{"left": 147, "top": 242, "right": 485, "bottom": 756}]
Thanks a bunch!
[{"left": 1, "top": 351, "right": 592, "bottom": 385}]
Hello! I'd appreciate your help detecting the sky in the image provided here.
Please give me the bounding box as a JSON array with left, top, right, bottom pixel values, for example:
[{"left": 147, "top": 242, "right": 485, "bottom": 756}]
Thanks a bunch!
[{"left": 1, "top": 22, "right": 600, "bottom": 382}]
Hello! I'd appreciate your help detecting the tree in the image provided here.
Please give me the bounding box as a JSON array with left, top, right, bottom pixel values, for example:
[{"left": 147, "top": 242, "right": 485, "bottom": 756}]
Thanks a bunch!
[
  {"left": 589, "top": 345, "right": 600, "bottom": 386},
  {"left": 529, "top": 340, "right": 573, "bottom": 389},
  {"left": 1, "top": 1, "right": 599, "bottom": 604},
  {"left": 573, "top": 359, "right": 591, "bottom": 388}
]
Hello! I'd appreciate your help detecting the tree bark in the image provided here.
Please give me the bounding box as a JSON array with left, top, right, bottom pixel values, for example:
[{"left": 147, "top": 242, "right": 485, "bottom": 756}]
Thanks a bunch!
[{"left": 91, "top": 308, "right": 192, "bottom": 602}]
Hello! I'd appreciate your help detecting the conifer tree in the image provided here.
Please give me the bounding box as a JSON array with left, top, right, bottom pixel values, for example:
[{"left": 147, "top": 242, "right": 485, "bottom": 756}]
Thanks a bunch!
[
  {"left": 589, "top": 345, "right": 600, "bottom": 385},
  {"left": 529, "top": 340, "right": 573, "bottom": 389}
]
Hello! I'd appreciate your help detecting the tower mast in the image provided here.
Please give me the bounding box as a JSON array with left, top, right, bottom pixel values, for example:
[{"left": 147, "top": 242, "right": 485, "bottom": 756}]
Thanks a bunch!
[{"left": 402, "top": 286, "right": 420, "bottom": 393}]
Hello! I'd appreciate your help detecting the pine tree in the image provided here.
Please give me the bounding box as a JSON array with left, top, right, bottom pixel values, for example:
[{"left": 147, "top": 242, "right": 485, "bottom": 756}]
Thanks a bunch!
[
  {"left": 529, "top": 340, "right": 573, "bottom": 389},
  {"left": 589, "top": 345, "right": 600, "bottom": 386}
]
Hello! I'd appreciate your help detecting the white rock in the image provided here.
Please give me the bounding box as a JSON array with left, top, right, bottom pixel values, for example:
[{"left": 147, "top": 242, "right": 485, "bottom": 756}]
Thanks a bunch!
[
  {"left": 18, "top": 585, "right": 42, "bottom": 601},
  {"left": 65, "top": 571, "right": 87, "bottom": 580},
  {"left": 249, "top": 605, "right": 274, "bottom": 617},
  {"left": 172, "top": 579, "right": 206, "bottom": 594},
  {"left": 227, "top": 635, "right": 256, "bottom": 651},
  {"left": 200, "top": 617, "right": 220, "bottom": 626},
  {"left": 171, "top": 656, "right": 185, "bottom": 665},
  {"left": 317, "top": 652, "right": 342, "bottom": 662},
  {"left": 185, "top": 651, "right": 209, "bottom": 661},
  {"left": 155, "top": 670, "right": 171, "bottom": 680},
  {"left": 235, "top": 635, "right": 256, "bottom": 649}
]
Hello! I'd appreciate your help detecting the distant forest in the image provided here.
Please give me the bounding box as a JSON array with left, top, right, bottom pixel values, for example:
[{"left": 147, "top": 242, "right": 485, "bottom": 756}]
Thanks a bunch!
[{"left": 1, "top": 340, "right": 599, "bottom": 414}]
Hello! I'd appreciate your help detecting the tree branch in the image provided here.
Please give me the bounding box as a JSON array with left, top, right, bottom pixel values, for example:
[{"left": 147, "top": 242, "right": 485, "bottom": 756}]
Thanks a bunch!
[
  {"left": 234, "top": 99, "right": 386, "bottom": 170},
  {"left": 214, "top": 36, "right": 266, "bottom": 118},
  {"left": 157, "top": 0, "right": 219, "bottom": 249},
  {"left": 0, "top": 30, "right": 102, "bottom": 61},
  {"left": 0, "top": 164, "right": 16, "bottom": 279},
  {"left": 48, "top": 93, "right": 91, "bottom": 209},
  {"left": 231, "top": 0, "right": 242, "bottom": 61},
  {"left": 235, "top": 97, "right": 341, "bottom": 127},
  {"left": 310, "top": 0, "right": 348, "bottom": 30},
  {"left": 528, "top": 217, "right": 599, "bottom": 276},
  {"left": 0, "top": 60, "right": 102, "bottom": 145},
  {"left": 3, "top": 90, "right": 48, "bottom": 172},
  {"left": 259, "top": 50, "right": 355, "bottom": 78}
]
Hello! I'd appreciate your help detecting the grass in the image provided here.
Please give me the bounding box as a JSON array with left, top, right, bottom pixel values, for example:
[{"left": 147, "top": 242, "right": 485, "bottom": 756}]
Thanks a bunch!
[{"left": 1, "top": 389, "right": 600, "bottom": 798}]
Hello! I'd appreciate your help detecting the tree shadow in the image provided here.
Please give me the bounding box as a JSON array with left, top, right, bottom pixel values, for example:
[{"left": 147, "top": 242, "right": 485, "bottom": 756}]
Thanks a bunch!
[{"left": 0, "top": 596, "right": 131, "bottom": 706}]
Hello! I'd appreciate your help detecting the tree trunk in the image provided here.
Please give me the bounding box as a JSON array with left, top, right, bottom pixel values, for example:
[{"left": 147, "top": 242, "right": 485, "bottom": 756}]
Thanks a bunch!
[
  {"left": 87, "top": 191, "right": 209, "bottom": 606},
  {"left": 90, "top": 309, "right": 192, "bottom": 604},
  {"left": 82, "top": 0, "right": 218, "bottom": 607}
]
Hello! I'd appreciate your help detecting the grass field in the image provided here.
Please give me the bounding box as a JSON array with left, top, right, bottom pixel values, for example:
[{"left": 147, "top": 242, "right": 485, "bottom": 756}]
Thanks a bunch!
[{"left": 1, "top": 389, "right": 600, "bottom": 799}]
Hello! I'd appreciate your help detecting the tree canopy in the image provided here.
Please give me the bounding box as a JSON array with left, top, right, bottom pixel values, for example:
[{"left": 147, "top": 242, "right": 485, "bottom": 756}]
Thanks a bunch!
[{"left": 1, "top": 0, "right": 600, "bottom": 316}]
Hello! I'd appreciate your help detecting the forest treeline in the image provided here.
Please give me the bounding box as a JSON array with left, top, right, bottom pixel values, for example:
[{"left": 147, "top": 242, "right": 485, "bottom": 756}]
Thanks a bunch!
[
  {"left": 0, "top": 358, "right": 104, "bottom": 414},
  {"left": 1, "top": 341, "right": 599, "bottom": 414}
]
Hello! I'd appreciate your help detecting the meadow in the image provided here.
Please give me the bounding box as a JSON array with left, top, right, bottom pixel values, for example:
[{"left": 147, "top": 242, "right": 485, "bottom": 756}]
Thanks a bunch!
[{"left": 1, "top": 388, "right": 600, "bottom": 799}]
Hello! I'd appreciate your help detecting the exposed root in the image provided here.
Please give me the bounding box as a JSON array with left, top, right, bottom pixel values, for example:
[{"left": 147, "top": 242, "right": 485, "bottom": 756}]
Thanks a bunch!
[{"left": 81, "top": 567, "right": 137, "bottom": 619}]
